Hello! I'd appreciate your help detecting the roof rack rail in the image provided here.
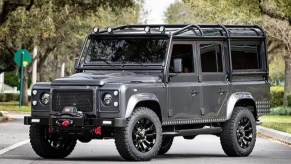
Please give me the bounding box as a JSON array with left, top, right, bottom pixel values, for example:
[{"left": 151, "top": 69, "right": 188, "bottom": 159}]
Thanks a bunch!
[{"left": 94, "top": 24, "right": 265, "bottom": 38}]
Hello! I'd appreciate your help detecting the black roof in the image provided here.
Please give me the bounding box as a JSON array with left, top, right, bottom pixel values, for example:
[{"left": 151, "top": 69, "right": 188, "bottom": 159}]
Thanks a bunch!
[{"left": 92, "top": 24, "right": 265, "bottom": 39}]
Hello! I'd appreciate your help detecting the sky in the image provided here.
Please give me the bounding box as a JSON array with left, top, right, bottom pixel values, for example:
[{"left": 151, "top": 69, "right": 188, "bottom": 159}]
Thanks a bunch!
[{"left": 142, "top": 0, "right": 177, "bottom": 24}]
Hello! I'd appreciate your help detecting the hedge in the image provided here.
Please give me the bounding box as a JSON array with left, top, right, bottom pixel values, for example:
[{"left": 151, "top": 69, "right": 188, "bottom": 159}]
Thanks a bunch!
[
  {"left": 0, "top": 93, "right": 31, "bottom": 102},
  {"left": 270, "top": 107, "right": 291, "bottom": 115},
  {"left": 270, "top": 86, "right": 291, "bottom": 107},
  {"left": 270, "top": 86, "right": 284, "bottom": 107}
]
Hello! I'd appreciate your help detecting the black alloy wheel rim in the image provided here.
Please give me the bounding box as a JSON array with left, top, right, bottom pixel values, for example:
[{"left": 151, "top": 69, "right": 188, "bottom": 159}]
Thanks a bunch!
[
  {"left": 44, "top": 127, "right": 67, "bottom": 149},
  {"left": 236, "top": 117, "right": 253, "bottom": 149},
  {"left": 132, "top": 118, "right": 157, "bottom": 153}
]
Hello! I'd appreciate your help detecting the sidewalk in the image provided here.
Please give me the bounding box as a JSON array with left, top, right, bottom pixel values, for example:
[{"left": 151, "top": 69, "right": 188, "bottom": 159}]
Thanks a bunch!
[
  {"left": 257, "top": 126, "right": 291, "bottom": 145},
  {"left": 0, "top": 111, "right": 8, "bottom": 122},
  {"left": 0, "top": 111, "right": 30, "bottom": 123}
]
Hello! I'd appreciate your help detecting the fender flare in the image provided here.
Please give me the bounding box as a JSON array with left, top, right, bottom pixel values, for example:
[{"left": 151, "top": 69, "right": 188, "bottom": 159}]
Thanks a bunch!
[
  {"left": 226, "top": 92, "right": 256, "bottom": 120},
  {"left": 125, "top": 93, "right": 159, "bottom": 118}
]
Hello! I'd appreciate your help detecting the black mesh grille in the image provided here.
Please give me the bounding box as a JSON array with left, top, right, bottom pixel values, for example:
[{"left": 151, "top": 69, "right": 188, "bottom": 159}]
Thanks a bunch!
[{"left": 52, "top": 90, "right": 93, "bottom": 112}]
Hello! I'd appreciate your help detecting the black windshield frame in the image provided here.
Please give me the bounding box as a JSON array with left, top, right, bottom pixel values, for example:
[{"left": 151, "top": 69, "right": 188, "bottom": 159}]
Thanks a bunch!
[{"left": 79, "top": 34, "right": 169, "bottom": 69}]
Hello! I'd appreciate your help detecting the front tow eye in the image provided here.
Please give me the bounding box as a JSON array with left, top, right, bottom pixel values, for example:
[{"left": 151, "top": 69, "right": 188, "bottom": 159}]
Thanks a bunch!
[{"left": 94, "top": 126, "right": 102, "bottom": 135}]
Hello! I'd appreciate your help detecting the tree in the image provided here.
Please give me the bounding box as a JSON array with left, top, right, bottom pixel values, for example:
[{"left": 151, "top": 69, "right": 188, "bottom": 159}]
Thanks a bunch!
[
  {"left": 0, "top": 0, "right": 137, "bottom": 105},
  {"left": 165, "top": 0, "right": 291, "bottom": 106}
]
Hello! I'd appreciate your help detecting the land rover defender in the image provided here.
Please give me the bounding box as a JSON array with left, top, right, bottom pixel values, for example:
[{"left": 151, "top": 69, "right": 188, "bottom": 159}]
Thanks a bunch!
[{"left": 24, "top": 24, "right": 270, "bottom": 161}]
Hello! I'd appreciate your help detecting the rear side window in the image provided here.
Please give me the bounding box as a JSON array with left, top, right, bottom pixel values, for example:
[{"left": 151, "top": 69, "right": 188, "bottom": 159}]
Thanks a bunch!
[
  {"left": 231, "top": 45, "right": 261, "bottom": 70},
  {"left": 200, "top": 44, "right": 223, "bottom": 72}
]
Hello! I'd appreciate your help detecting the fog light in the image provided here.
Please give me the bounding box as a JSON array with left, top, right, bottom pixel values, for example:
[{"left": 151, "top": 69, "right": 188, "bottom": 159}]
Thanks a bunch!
[
  {"left": 113, "top": 91, "right": 118, "bottom": 96},
  {"left": 114, "top": 102, "right": 118, "bottom": 107},
  {"left": 103, "top": 121, "right": 112, "bottom": 125},
  {"left": 32, "top": 101, "right": 37, "bottom": 106},
  {"left": 32, "top": 90, "right": 37, "bottom": 95}
]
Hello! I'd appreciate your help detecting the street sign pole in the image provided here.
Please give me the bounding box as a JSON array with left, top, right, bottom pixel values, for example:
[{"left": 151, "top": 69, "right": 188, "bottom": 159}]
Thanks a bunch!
[
  {"left": 19, "top": 52, "right": 24, "bottom": 108},
  {"left": 14, "top": 49, "right": 32, "bottom": 109}
]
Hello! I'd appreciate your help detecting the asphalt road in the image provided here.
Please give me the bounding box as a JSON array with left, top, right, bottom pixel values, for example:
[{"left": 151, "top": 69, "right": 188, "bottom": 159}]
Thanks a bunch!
[{"left": 0, "top": 114, "right": 291, "bottom": 164}]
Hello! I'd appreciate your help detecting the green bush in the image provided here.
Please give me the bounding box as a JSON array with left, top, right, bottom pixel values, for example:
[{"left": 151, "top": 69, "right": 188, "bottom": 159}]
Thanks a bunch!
[
  {"left": 0, "top": 93, "right": 19, "bottom": 102},
  {"left": 4, "top": 71, "right": 18, "bottom": 88},
  {"left": 270, "top": 86, "right": 284, "bottom": 107},
  {"left": 270, "top": 106, "right": 291, "bottom": 115},
  {"left": 5, "top": 93, "right": 19, "bottom": 101},
  {"left": 0, "top": 112, "right": 3, "bottom": 117},
  {"left": 0, "top": 93, "right": 6, "bottom": 102}
]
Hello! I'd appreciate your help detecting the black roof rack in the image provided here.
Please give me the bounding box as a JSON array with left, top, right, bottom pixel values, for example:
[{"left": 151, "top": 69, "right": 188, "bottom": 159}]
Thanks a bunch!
[{"left": 95, "top": 24, "right": 265, "bottom": 39}]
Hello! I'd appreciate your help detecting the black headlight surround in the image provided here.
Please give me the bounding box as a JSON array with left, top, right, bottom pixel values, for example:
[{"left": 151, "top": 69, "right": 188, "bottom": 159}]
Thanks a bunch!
[
  {"left": 99, "top": 90, "right": 119, "bottom": 112},
  {"left": 31, "top": 88, "right": 51, "bottom": 112}
]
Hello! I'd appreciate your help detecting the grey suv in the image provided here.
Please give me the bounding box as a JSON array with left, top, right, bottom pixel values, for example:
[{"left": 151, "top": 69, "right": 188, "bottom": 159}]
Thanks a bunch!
[{"left": 24, "top": 24, "right": 270, "bottom": 161}]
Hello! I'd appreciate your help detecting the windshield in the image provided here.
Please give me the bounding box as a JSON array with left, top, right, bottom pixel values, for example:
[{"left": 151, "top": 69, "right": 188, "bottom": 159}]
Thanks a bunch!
[{"left": 83, "top": 36, "right": 168, "bottom": 66}]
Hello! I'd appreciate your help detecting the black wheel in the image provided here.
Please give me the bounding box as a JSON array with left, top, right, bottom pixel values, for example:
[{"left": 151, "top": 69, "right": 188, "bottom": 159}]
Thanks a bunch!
[
  {"left": 114, "top": 107, "right": 162, "bottom": 161},
  {"left": 220, "top": 106, "right": 256, "bottom": 157},
  {"left": 158, "top": 136, "right": 174, "bottom": 155},
  {"left": 29, "top": 124, "right": 77, "bottom": 158}
]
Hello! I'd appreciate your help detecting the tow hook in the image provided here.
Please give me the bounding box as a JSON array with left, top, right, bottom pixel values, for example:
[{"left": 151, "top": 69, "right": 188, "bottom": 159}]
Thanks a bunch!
[{"left": 94, "top": 126, "right": 102, "bottom": 136}]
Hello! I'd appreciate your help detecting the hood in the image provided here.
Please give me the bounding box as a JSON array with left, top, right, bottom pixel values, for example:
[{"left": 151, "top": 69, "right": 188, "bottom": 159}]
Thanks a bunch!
[{"left": 51, "top": 71, "right": 162, "bottom": 86}]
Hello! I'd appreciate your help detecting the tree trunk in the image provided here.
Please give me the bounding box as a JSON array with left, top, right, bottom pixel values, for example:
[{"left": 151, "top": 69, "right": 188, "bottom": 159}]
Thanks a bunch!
[
  {"left": 22, "top": 68, "right": 28, "bottom": 106},
  {"left": 39, "top": 64, "right": 45, "bottom": 82},
  {"left": 283, "top": 57, "right": 291, "bottom": 106}
]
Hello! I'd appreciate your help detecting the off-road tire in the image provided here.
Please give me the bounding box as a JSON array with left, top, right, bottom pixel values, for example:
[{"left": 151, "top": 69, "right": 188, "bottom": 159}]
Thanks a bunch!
[
  {"left": 30, "top": 124, "right": 77, "bottom": 158},
  {"left": 158, "top": 136, "right": 174, "bottom": 155},
  {"left": 220, "top": 106, "right": 256, "bottom": 157},
  {"left": 114, "top": 107, "right": 162, "bottom": 161}
]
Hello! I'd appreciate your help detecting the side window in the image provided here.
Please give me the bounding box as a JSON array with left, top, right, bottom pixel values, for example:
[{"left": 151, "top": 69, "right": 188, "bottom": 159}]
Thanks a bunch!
[
  {"left": 170, "top": 44, "right": 194, "bottom": 73},
  {"left": 200, "top": 44, "right": 223, "bottom": 72},
  {"left": 231, "top": 45, "right": 261, "bottom": 70}
]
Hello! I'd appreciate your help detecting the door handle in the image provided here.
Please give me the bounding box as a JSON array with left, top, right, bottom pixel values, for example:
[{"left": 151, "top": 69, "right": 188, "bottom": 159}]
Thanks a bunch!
[{"left": 191, "top": 90, "right": 199, "bottom": 96}]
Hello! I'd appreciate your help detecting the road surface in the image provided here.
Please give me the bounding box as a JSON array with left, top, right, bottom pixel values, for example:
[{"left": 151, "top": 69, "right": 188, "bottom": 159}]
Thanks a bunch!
[{"left": 0, "top": 113, "right": 290, "bottom": 164}]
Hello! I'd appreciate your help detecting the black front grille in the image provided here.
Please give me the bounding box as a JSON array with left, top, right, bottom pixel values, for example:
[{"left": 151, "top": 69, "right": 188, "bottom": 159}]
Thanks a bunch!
[{"left": 52, "top": 90, "right": 93, "bottom": 112}]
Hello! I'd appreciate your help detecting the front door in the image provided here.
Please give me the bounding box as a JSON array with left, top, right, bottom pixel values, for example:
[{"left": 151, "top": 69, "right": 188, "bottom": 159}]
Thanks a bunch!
[
  {"left": 198, "top": 42, "right": 228, "bottom": 118},
  {"left": 168, "top": 41, "right": 201, "bottom": 120}
]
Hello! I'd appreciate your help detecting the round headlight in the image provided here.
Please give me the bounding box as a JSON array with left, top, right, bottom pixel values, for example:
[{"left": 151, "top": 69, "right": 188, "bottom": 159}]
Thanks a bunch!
[
  {"left": 102, "top": 93, "right": 112, "bottom": 106},
  {"left": 41, "top": 93, "right": 50, "bottom": 105}
]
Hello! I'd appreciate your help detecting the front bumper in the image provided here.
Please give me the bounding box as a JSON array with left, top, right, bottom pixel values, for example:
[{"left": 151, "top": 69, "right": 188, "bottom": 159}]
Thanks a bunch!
[{"left": 24, "top": 116, "right": 126, "bottom": 127}]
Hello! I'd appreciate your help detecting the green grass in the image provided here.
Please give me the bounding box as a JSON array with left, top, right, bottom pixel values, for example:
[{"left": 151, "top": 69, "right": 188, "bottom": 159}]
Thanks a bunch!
[
  {"left": 260, "top": 115, "right": 291, "bottom": 134},
  {"left": 0, "top": 101, "right": 31, "bottom": 112}
]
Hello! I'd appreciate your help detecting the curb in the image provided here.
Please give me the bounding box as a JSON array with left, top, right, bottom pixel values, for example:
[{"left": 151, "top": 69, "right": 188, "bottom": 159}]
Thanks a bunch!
[{"left": 257, "top": 126, "right": 291, "bottom": 145}]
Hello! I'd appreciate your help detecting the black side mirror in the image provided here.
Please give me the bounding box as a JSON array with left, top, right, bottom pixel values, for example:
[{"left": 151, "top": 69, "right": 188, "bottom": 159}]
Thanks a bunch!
[
  {"left": 74, "top": 58, "right": 82, "bottom": 73},
  {"left": 173, "top": 58, "right": 183, "bottom": 73}
]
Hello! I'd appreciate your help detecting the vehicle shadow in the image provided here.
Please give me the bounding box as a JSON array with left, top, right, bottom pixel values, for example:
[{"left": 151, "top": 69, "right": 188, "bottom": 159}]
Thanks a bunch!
[{"left": 1, "top": 153, "right": 227, "bottom": 162}]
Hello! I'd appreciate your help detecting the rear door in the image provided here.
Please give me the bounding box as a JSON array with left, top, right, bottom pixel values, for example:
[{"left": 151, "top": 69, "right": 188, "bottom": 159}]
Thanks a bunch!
[{"left": 198, "top": 41, "right": 228, "bottom": 118}]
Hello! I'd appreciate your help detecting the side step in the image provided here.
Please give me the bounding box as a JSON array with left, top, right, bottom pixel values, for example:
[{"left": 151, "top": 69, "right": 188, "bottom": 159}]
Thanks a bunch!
[{"left": 163, "top": 127, "right": 222, "bottom": 136}]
